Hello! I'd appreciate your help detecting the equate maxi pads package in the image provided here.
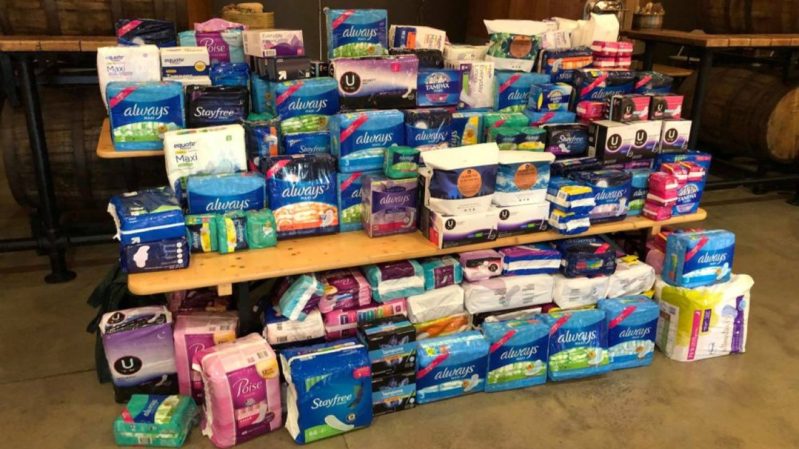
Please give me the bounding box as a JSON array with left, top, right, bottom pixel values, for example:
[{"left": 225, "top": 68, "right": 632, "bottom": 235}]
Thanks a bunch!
[
  {"left": 263, "top": 308, "right": 325, "bottom": 349},
  {"left": 655, "top": 274, "right": 753, "bottom": 362},
  {"left": 464, "top": 274, "right": 554, "bottom": 314},
  {"left": 493, "top": 71, "right": 550, "bottom": 112},
  {"left": 323, "top": 299, "right": 408, "bottom": 340},
  {"left": 494, "top": 202, "right": 550, "bottom": 238},
  {"left": 337, "top": 170, "right": 380, "bottom": 232},
  {"left": 185, "top": 173, "right": 265, "bottom": 215},
  {"left": 552, "top": 274, "right": 610, "bottom": 309},
  {"left": 332, "top": 55, "right": 419, "bottom": 110},
  {"left": 196, "top": 334, "right": 281, "bottom": 448},
  {"left": 331, "top": 110, "right": 405, "bottom": 173},
  {"left": 113, "top": 395, "right": 198, "bottom": 448},
  {"left": 416, "top": 331, "right": 489, "bottom": 403},
  {"left": 494, "top": 151, "right": 555, "bottom": 206},
  {"left": 414, "top": 313, "right": 470, "bottom": 340},
  {"left": 543, "top": 309, "right": 610, "bottom": 381},
  {"left": 499, "top": 244, "right": 561, "bottom": 276},
  {"left": 97, "top": 45, "right": 161, "bottom": 107},
  {"left": 324, "top": 9, "right": 388, "bottom": 58},
  {"left": 606, "top": 256, "right": 657, "bottom": 298},
  {"left": 484, "top": 318, "right": 550, "bottom": 392},
  {"left": 108, "top": 187, "right": 185, "bottom": 245},
  {"left": 597, "top": 296, "right": 659, "bottom": 370},
  {"left": 419, "top": 143, "right": 499, "bottom": 216},
  {"left": 281, "top": 339, "right": 372, "bottom": 444},
  {"left": 100, "top": 306, "right": 178, "bottom": 402},
  {"left": 363, "top": 260, "right": 425, "bottom": 302},
  {"left": 107, "top": 81, "right": 185, "bottom": 151},
  {"left": 407, "top": 284, "right": 465, "bottom": 324},
  {"left": 484, "top": 20, "right": 548, "bottom": 71},
  {"left": 173, "top": 313, "right": 238, "bottom": 402},
  {"left": 663, "top": 230, "right": 735, "bottom": 288},
  {"left": 266, "top": 154, "right": 339, "bottom": 239},
  {"left": 419, "top": 256, "right": 463, "bottom": 290},
  {"left": 163, "top": 124, "right": 246, "bottom": 193},
  {"left": 160, "top": 46, "right": 210, "bottom": 83},
  {"left": 459, "top": 249, "right": 503, "bottom": 282},
  {"left": 315, "top": 268, "right": 372, "bottom": 314}
]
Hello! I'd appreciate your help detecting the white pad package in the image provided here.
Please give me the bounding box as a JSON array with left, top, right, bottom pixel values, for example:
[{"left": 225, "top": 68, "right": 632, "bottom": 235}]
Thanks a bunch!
[
  {"left": 263, "top": 308, "right": 325, "bottom": 347},
  {"left": 655, "top": 274, "right": 753, "bottom": 362},
  {"left": 163, "top": 124, "right": 246, "bottom": 193},
  {"left": 407, "top": 284, "right": 465, "bottom": 324},
  {"left": 463, "top": 274, "right": 554, "bottom": 314},
  {"left": 571, "top": 13, "right": 619, "bottom": 47},
  {"left": 606, "top": 256, "right": 656, "bottom": 298},
  {"left": 419, "top": 143, "right": 499, "bottom": 216},
  {"left": 97, "top": 45, "right": 161, "bottom": 107},
  {"left": 552, "top": 274, "right": 610, "bottom": 309}
]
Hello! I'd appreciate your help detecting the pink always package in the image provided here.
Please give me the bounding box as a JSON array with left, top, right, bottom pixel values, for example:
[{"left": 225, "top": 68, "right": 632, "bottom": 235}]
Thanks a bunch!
[
  {"left": 174, "top": 312, "right": 238, "bottom": 403},
  {"left": 648, "top": 172, "right": 679, "bottom": 197},
  {"left": 196, "top": 334, "right": 281, "bottom": 448},
  {"left": 322, "top": 298, "right": 408, "bottom": 340},
  {"left": 314, "top": 268, "right": 372, "bottom": 313}
]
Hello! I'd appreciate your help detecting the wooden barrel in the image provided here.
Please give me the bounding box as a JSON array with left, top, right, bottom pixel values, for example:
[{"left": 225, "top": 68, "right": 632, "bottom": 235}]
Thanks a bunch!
[
  {"left": 699, "top": 0, "right": 799, "bottom": 34},
  {"left": 679, "top": 67, "right": 799, "bottom": 164},
  {"left": 1, "top": 85, "right": 167, "bottom": 214}
]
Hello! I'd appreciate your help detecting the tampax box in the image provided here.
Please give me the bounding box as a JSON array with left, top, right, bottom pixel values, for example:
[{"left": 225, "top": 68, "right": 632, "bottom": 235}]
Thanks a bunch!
[
  {"left": 589, "top": 120, "right": 662, "bottom": 163},
  {"left": 660, "top": 119, "right": 691, "bottom": 152}
]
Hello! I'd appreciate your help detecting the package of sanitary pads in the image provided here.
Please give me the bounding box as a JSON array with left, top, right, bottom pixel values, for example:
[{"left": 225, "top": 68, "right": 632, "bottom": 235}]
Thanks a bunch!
[
  {"left": 277, "top": 275, "right": 325, "bottom": 321},
  {"left": 655, "top": 274, "right": 753, "bottom": 362},
  {"left": 543, "top": 309, "right": 610, "bottom": 380},
  {"left": 416, "top": 331, "right": 489, "bottom": 403},
  {"left": 337, "top": 170, "right": 380, "bottom": 232},
  {"left": 528, "top": 83, "right": 573, "bottom": 112},
  {"left": 283, "top": 131, "right": 331, "bottom": 155},
  {"left": 500, "top": 244, "right": 561, "bottom": 276},
  {"left": 650, "top": 94, "right": 683, "bottom": 120},
  {"left": 113, "top": 395, "right": 198, "bottom": 447},
  {"left": 108, "top": 187, "right": 185, "bottom": 245},
  {"left": 107, "top": 81, "right": 184, "bottom": 150},
  {"left": 97, "top": 45, "right": 162, "bottom": 107},
  {"left": 331, "top": 110, "right": 405, "bottom": 173},
  {"left": 323, "top": 299, "right": 408, "bottom": 340},
  {"left": 524, "top": 110, "right": 577, "bottom": 127},
  {"left": 482, "top": 112, "right": 528, "bottom": 141},
  {"left": 490, "top": 126, "right": 546, "bottom": 151},
  {"left": 383, "top": 146, "right": 420, "bottom": 179},
  {"left": 417, "top": 68, "right": 461, "bottom": 107},
  {"left": 160, "top": 46, "right": 210, "bottom": 83},
  {"left": 332, "top": 55, "right": 418, "bottom": 110},
  {"left": 573, "top": 69, "right": 635, "bottom": 102},
  {"left": 606, "top": 256, "right": 656, "bottom": 298},
  {"left": 120, "top": 237, "right": 189, "bottom": 273},
  {"left": 571, "top": 169, "right": 632, "bottom": 223},
  {"left": 597, "top": 296, "right": 659, "bottom": 370},
  {"left": 173, "top": 312, "right": 238, "bottom": 402},
  {"left": 608, "top": 94, "right": 651, "bottom": 122},
  {"left": 116, "top": 19, "right": 177, "bottom": 47},
  {"left": 186, "top": 85, "right": 248, "bottom": 128},
  {"left": 390, "top": 25, "right": 446, "bottom": 51},
  {"left": 100, "top": 306, "right": 177, "bottom": 402},
  {"left": 163, "top": 124, "right": 246, "bottom": 193},
  {"left": 536, "top": 47, "right": 592, "bottom": 74},
  {"left": 406, "top": 284, "right": 465, "bottom": 324},
  {"left": 357, "top": 316, "right": 417, "bottom": 375},
  {"left": 325, "top": 9, "right": 388, "bottom": 58},
  {"left": 450, "top": 111, "right": 483, "bottom": 146},
  {"left": 548, "top": 209, "right": 591, "bottom": 235},
  {"left": 263, "top": 308, "right": 325, "bottom": 348},
  {"left": 459, "top": 250, "right": 503, "bottom": 282},
  {"left": 243, "top": 118, "right": 280, "bottom": 166},
  {"left": 455, "top": 61, "right": 495, "bottom": 109},
  {"left": 546, "top": 177, "right": 595, "bottom": 215},
  {"left": 494, "top": 151, "right": 554, "bottom": 206},
  {"left": 634, "top": 71, "right": 674, "bottom": 94},
  {"left": 419, "top": 143, "right": 499, "bottom": 216},
  {"left": 419, "top": 206, "right": 498, "bottom": 249},
  {"left": 363, "top": 260, "right": 425, "bottom": 302},
  {"left": 404, "top": 108, "right": 451, "bottom": 151},
  {"left": 315, "top": 268, "right": 372, "bottom": 313},
  {"left": 414, "top": 313, "right": 470, "bottom": 340},
  {"left": 391, "top": 48, "right": 443, "bottom": 68},
  {"left": 463, "top": 274, "right": 554, "bottom": 314},
  {"left": 550, "top": 157, "right": 602, "bottom": 177},
  {"left": 660, "top": 119, "right": 691, "bottom": 152},
  {"left": 186, "top": 173, "right": 265, "bottom": 215},
  {"left": 281, "top": 339, "right": 372, "bottom": 443},
  {"left": 196, "top": 334, "right": 281, "bottom": 447},
  {"left": 484, "top": 318, "right": 549, "bottom": 392},
  {"left": 185, "top": 214, "right": 218, "bottom": 253},
  {"left": 551, "top": 274, "right": 610, "bottom": 309},
  {"left": 663, "top": 230, "right": 735, "bottom": 288},
  {"left": 361, "top": 175, "right": 418, "bottom": 237},
  {"left": 266, "top": 154, "right": 339, "bottom": 239},
  {"left": 273, "top": 78, "right": 339, "bottom": 126},
  {"left": 543, "top": 123, "right": 589, "bottom": 158},
  {"left": 209, "top": 62, "right": 249, "bottom": 87},
  {"left": 178, "top": 29, "right": 244, "bottom": 64},
  {"left": 627, "top": 168, "right": 650, "bottom": 216},
  {"left": 419, "top": 256, "right": 463, "bottom": 290},
  {"left": 494, "top": 202, "right": 550, "bottom": 237},
  {"left": 494, "top": 71, "right": 550, "bottom": 113},
  {"left": 484, "top": 20, "right": 547, "bottom": 71},
  {"left": 558, "top": 237, "right": 617, "bottom": 278},
  {"left": 371, "top": 371, "right": 416, "bottom": 415},
  {"left": 242, "top": 29, "right": 305, "bottom": 57}
]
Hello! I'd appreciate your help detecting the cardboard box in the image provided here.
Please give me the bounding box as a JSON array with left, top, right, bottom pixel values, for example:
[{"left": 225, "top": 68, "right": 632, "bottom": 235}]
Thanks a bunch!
[
  {"left": 660, "top": 119, "right": 691, "bottom": 152},
  {"left": 372, "top": 371, "right": 416, "bottom": 415},
  {"left": 494, "top": 203, "right": 550, "bottom": 238},
  {"left": 589, "top": 120, "right": 662, "bottom": 163},
  {"left": 252, "top": 57, "right": 312, "bottom": 81},
  {"left": 242, "top": 29, "right": 304, "bottom": 57},
  {"left": 419, "top": 205, "right": 497, "bottom": 249}
]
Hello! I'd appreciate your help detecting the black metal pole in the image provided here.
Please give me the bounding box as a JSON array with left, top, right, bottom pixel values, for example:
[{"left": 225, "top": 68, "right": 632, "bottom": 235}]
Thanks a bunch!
[
  {"left": 688, "top": 48, "right": 714, "bottom": 149},
  {"left": 235, "top": 282, "right": 259, "bottom": 334},
  {"left": 642, "top": 41, "right": 656, "bottom": 71},
  {"left": 15, "top": 53, "right": 76, "bottom": 283}
]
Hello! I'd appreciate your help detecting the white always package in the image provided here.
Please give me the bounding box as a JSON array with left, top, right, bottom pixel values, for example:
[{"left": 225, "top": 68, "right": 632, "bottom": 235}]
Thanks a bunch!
[
  {"left": 463, "top": 274, "right": 554, "bottom": 314},
  {"left": 407, "top": 284, "right": 465, "bottom": 323},
  {"left": 552, "top": 274, "right": 610, "bottom": 309},
  {"left": 163, "top": 124, "right": 246, "bottom": 193},
  {"left": 420, "top": 143, "right": 499, "bottom": 216},
  {"left": 263, "top": 309, "right": 324, "bottom": 347},
  {"left": 606, "top": 257, "right": 656, "bottom": 298},
  {"left": 97, "top": 45, "right": 161, "bottom": 107}
]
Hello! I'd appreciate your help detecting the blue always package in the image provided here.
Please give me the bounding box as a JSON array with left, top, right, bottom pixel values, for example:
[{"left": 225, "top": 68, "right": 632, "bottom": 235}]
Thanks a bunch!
[
  {"left": 121, "top": 236, "right": 189, "bottom": 273},
  {"left": 494, "top": 71, "right": 550, "bottom": 113},
  {"left": 107, "top": 81, "right": 185, "bottom": 151},
  {"left": 416, "top": 331, "right": 489, "bottom": 403},
  {"left": 404, "top": 108, "right": 451, "bottom": 151},
  {"left": 186, "top": 173, "right": 265, "bottom": 214},
  {"left": 337, "top": 170, "right": 381, "bottom": 232},
  {"left": 363, "top": 260, "right": 425, "bottom": 302},
  {"left": 499, "top": 244, "right": 561, "bottom": 276},
  {"left": 597, "top": 296, "right": 659, "bottom": 370},
  {"left": 627, "top": 168, "right": 650, "bottom": 216},
  {"left": 634, "top": 71, "right": 674, "bottom": 94},
  {"left": 331, "top": 110, "right": 405, "bottom": 173},
  {"left": 284, "top": 131, "right": 331, "bottom": 155},
  {"left": 209, "top": 62, "right": 249, "bottom": 87},
  {"left": 574, "top": 69, "right": 635, "bottom": 102},
  {"left": 450, "top": 111, "right": 484, "bottom": 146},
  {"left": 116, "top": 19, "right": 177, "bottom": 47},
  {"left": 273, "top": 78, "right": 339, "bottom": 124},
  {"left": 178, "top": 29, "right": 244, "bottom": 64},
  {"left": 543, "top": 309, "right": 610, "bottom": 381},
  {"left": 524, "top": 110, "right": 576, "bottom": 127},
  {"left": 244, "top": 119, "right": 279, "bottom": 172},
  {"left": 186, "top": 85, "right": 248, "bottom": 128},
  {"left": 266, "top": 154, "right": 339, "bottom": 239},
  {"left": 420, "top": 256, "right": 463, "bottom": 290},
  {"left": 663, "top": 230, "right": 735, "bottom": 288},
  {"left": 324, "top": 9, "right": 388, "bottom": 59},
  {"left": 494, "top": 151, "right": 555, "bottom": 206},
  {"left": 528, "top": 83, "right": 573, "bottom": 112},
  {"left": 417, "top": 69, "right": 461, "bottom": 107},
  {"left": 571, "top": 169, "right": 632, "bottom": 223},
  {"left": 484, "top": 318, "right": 549, "bottom": 392},
  {"left": 108, "top": 187, "right": 185, "bottom": 245},
  {"left": 281, "top": 339, "right": 373, "bottom": 444}
]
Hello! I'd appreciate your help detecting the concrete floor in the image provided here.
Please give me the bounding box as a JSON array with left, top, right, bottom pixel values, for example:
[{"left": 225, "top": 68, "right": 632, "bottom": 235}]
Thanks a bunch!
[{"left": 1, "top": 186, "right": 798, "bottom": 449}]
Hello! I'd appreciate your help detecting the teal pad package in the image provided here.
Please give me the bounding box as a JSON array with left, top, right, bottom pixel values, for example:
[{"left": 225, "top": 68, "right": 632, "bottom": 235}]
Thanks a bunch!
[
  {"left": 383, "top": 146, "right": 420, "bottom": 179},
  {"left": 419, "top": 255, "right": 463, "bottom": 290},
  {"left": 185, "top": 213, "right": 218, "bottom": 253},
  {"left": 597, "top": 295, "right": 659, "bottom": 370},
  {"left": 245, "top": 209, "right": 277, "bottom": 249},
  {"left": 331, "top": 110, "right": 405, "bottom": 173},
  {"left": 543, "top": 309, "right": 610, "bottom": 381},
  {"left": 214, "top": 210, "right": 248, "bottom": 254},
  {"left": 107, "top": 81, "right": 185, "bottom": 151},
  {"left": 484, "top": 318, "right": 549, "bottom": 392},
  {"left": 663, "top": 229, "right": 735, "bottom": 288},
  {"left": 113, "top": 394, "right": 198, "bottom": 447},
  {"left": 324, "top": 9, "right": 388, "bottom": 59},
  {"left": 337, "top": 170, "right": 381, "bottom": 232},
  {"left": 416, "top": 331, "right": 489, "bottom": 403}
]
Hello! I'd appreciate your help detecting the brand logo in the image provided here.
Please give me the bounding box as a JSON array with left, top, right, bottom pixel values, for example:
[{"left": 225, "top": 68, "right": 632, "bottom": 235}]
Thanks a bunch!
[
  {"left": 114, "top": 356, "right": 143, "bottom": 375},
  {"left": 425, "top": 81, "right": 451, "bottom": 91},
  {"left": 500, "top": 346, "right": 538, "bottom": 360},
  {"left": 379, "top": 193, "right": 411, "bottom": 206},
  {"left": 697, "top": 252, "right": 728, "bottom": 264},
  {"left": 634, "top": 129, "right": 648, "bottom": 146},
  {"left": 548, "top": 90, "right": 563, "bottom": 104},
  {"left": 595, "top": 188, "right": 626, "bottom": 201},
  {"left": 433, "top": 365, "right": 475, "bottom": 380},
  {"left": 556, "top": 329, "right": 598, "bottom": 345},
  {"left": 507, "top": 90, "right": 527, "bottom": 101},
  {"left": 204, "top": 198, "right": 251, "bottom": 212},
  {"left": 340, "top": 72, "right": 361, "bottom": 93},
  {"left": 106, "top": 55, "right": 125, "bottom": 63},
  {"left": 198, "top": 37, "right": 227, "bottom": 55},
  {"left": 232, "top": 377, "right": 262, "bottom": 398},
  {"left": 194, "top": 107, "right": 237, "bottom": 120},
  {"left": 122, "top": 104, "right": 170, "bottom": 120},
  {"left": 350, "top": 188, "right": 362, "bottom": 199},
  {"left": 281, "top": 184, "right": 326, "bottom": 199},
  {"left": 413, "top": 129, "right": 448, "bottom": 143},
  {"left": 163, "top": 57, "right": 186, "bottom": 65},
  {"left": 557, "top": 134, "right": 583, "bottom": 145},
  {"left": 187, "top": 342, "right": 206, "bottom": 354},
  {"left": 607, "top": 133, "right": 623, "bottom": 152},
  {"left": 310, "top": 393, "right": 352, "bottom": 410},
  {"left": 286, "top": 98, "right": 328, "bottom": 113},
  {"left": 355, "top": 131, "right": 394, "bottom": 146},
  {"left": 618, "top": 327, "right": 651, "bottom": 339},
  {"left": 341, "top": 26, "right": 378, "bottom": 39},
  {"left": 664, "top": 128, "right": 679, "bottom": 143},
  {"left": 173, "top": 141, "right": 196, "bottom": 150}
]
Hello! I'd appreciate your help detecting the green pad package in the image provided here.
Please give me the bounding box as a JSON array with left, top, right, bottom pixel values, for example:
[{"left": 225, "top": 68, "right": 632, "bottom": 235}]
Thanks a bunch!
[
  {"left": 214, "top": 210, "right": 248, "bottom": 254},
  {"left": 185, "top": 213, "right": 218, "bottom": 253},
  {"left": 245, "top": 209, "right": 277, "bottom": 249},
  {"left": 383, "top": 146, "right": 420, "bottom": 179},
  {"left": 113, "top": 394, "right": 198, "bottom": 447}
]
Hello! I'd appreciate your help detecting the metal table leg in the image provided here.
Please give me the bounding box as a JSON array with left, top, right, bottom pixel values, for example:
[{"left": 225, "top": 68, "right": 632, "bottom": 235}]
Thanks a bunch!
[
  {"left": 642, "top": 41, "right": 656, "bottom": 71},
  {"left": 14, "top": 53, "right": 75, "bottom": 283},
  {"left": 235, "top": 282, "right": 260, "bottom": 334},
  {"left": 688, "top": 48, "right": 714, "bottom": 149}
]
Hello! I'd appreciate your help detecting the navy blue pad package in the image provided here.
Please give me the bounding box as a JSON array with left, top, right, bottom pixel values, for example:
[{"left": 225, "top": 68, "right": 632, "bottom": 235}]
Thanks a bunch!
[
  {"left": 120, "top": 236, "right": 189, "bottom": 273},
  {"left": 574, "top": 69, "right": 635, "bottom": 102},
  {"left": 108, "top": 187, "right": 185, "bottom": 245},
  {"left": 115, "top": 19, "right": 177, "bottom": 47},
  {"left": 186, "top": 85, "right": 249, "bottom": 128},
  {"left": 570, "top": 169, "right": 632, "bottom": 223},
  {"left": 557, "top": 237, "right": 617, "bottom": 278},
  {"left": 389, "top": 48, "right": 444, "bottom": 68},
  {"left": 209, "top": 63, "right": 250, "bottom": 87}
]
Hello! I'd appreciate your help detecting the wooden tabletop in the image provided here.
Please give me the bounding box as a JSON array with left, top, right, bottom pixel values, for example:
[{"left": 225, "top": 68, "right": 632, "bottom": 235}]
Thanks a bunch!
[
  {"left": 127, "top": 208, "right": 707, "bottom": 295},
  {"left": 0, "top": 35, "right": 117, "bottom": 52},
  {"left": 624, "top": 29, "right": 799, "bottom": 48},
  {"left": 96, "top": 118, "right": 165, "bottom": 159}
]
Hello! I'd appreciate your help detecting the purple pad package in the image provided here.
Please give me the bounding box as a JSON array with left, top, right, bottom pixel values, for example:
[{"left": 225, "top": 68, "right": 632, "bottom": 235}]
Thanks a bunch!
[
  {"left": 362, "top": 174, "right": 418, "bottom": 237},
  {"left": 332, "top": 55, "right": 419, "bottom": 110}
]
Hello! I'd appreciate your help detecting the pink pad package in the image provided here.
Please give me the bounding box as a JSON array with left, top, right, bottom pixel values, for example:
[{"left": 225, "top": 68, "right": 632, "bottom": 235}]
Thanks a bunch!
[
  {"left": 660, "top": 163, "right": 689, "bottom": 187},
  {"left": 648, "top": 172, "right": 679, "bottom": 197},
  {"left": 168, "top": 289, "right": 231, "bottom": 314},
  {"left": 458, "top": 249, "right": 504, "bottom": 282},
  {"left": 174, "top": 312, "right": 238, "bottom": 403},
  {"left": 591, "top": 40, "right": 618, "bottom": 56},
  {"left": 617, "top": 41, "right": 633, "bottom": 56},
  {"left": 314, "top": 268, "right": 372, "bottom": 313},
  {"left": 322, "top": 298, "right": 407, "bottom": 340},
  {"left": 642, "top": 203, "right": 673, "bottom": 221},
  {"left": 195, "top": 333, "right": 281, "bottom": 448},
  {"left": 646, "top": 192, "right": 678, "bottom": 207},
  {"left": 682, "top": 161, "right": 706, "bottom": 182},
  {"left": 576, "top": 100, "right": 605, "bottom": 121},
  {"left": 614, "top": 56, "right": 632, "bottom": 68}
]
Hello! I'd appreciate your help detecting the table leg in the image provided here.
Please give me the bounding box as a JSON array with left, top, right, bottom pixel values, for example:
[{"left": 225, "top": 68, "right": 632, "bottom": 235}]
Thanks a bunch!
[
  {"left": 688, "top": 48, "right": 714, "bottom": 149},
  {"left": 235, "top": 282, "right": 260, "bottom": 334},
  {"left": 642, "top": 41, "right": 656, "bottom": 71},
  {"left": 783, "top": 49, "right": 798, "bottom": 82},
  {"left": 15, "top": 53, "right": 75, "bottom": 283}
]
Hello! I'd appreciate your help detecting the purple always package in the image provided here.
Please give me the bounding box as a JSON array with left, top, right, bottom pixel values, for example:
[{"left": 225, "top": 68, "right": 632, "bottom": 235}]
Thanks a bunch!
[
  {"left": 573, "top": 69, "right": 635, "bottom": 102},
  {"left": 313, "top": 268, "right": 372, "bottom": 313},
  {"left": 571, "top": 169, "right": 632, "bottom": 223},
  {"left": 459, "top": 249, "right": 504, "bottom": 281},
  {"left": 362, "top": 174, "right": 418, "bottom": 237},
  {"left": 332, "top": 55, "right": 419, "bottom": 110}
]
